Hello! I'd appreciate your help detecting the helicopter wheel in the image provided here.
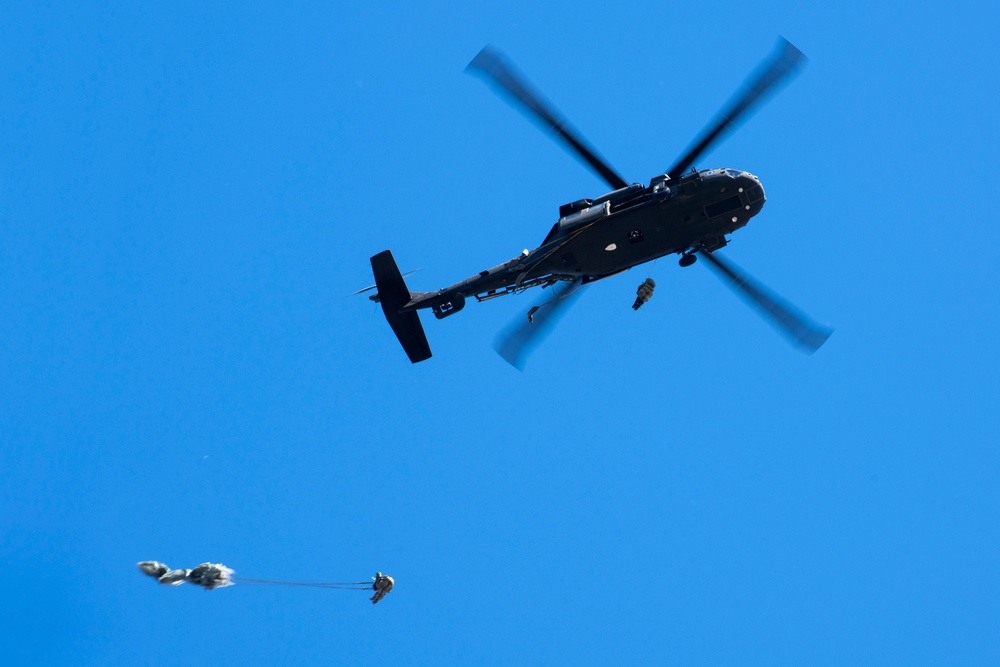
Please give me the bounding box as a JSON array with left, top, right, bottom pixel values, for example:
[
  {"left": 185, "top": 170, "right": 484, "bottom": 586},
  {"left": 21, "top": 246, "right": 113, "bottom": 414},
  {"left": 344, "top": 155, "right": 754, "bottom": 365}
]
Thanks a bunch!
[{"left": 679, "top": 253, "right": 697, "bottom": 268}]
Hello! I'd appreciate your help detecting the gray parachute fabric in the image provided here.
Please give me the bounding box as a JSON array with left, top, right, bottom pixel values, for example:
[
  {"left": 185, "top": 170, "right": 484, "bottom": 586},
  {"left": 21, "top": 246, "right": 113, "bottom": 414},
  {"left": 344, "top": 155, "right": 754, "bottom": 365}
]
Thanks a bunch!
[
  {"left": 137, "top": 561, "right": 394, "bottom": 604},
  {"left": 159, "top": 569, "right": 192, "bottom": 586},
  {"left": 137, "top": 561, "right": 233, "bottom": 590},
  {"left": 137, "top": 561, "right": 169, "bottom": 579},
  {"left": 187, "top": 563, "right": 236, "bottom": 590}
]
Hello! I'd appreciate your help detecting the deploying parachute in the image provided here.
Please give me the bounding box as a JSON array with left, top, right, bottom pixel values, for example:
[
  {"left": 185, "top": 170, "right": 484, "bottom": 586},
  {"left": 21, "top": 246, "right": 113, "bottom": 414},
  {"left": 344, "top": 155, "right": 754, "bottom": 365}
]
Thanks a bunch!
[
  {"left": 137, "top": 561, "right": 234, "bottom": 589},
  {"left": 137, "top": 561, "right": 394, "bottom": 604}
]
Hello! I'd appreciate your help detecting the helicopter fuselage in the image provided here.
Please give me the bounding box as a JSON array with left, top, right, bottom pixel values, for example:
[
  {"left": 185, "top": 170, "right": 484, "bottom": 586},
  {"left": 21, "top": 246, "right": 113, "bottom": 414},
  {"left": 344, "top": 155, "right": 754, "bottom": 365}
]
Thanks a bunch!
[{"left": 396, "top": 168, "right": 765, "bottom": 319}]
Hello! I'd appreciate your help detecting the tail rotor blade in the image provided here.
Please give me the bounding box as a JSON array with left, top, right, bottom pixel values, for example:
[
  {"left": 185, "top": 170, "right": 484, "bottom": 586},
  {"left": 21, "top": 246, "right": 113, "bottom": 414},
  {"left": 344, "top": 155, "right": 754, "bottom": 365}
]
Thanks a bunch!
[
  {"left": 494, "top": 279, "right": 585, "bottom": 369},
  {"left": 698, "top": 250, "right": 832, "bottom": 353},
  {"left": 350, "top": 269, "right": 421, "bottom": 297},
  {"left": 467, "top": 46, "right": 628, "bottom": 191},
  {"left": 667, "top": 38, "right": 806, "bottom": 180}
]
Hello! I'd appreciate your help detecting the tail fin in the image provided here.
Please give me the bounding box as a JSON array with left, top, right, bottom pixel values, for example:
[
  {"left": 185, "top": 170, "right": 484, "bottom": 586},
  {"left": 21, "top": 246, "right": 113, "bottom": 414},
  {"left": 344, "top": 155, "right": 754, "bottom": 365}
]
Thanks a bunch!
[{"left": 370, "top": 250, "right": 432, "bottom": 363}]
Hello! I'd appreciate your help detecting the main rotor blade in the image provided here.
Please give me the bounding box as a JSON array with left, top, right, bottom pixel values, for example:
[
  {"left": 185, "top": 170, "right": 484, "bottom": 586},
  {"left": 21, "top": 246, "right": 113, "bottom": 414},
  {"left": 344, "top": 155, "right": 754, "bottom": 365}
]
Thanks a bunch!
[
  {"left": 667, "top": 38, "right": 806, "bottom": 181},
  {"left": 494, "top": 278, "right": 585, "bottom": 369},
  {"left": 698, "top": 250, "right": 832, "bottom": 353},
  {"left": 467, "top": 47, "right": 629, "bottom": 191}
]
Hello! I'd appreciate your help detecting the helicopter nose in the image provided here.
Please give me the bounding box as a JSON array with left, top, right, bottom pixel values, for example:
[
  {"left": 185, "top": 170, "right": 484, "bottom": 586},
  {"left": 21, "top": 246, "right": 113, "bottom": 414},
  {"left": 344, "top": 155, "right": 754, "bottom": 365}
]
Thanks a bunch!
[{"left": 739, "top": 172, "right": 766, "bottom": 214}]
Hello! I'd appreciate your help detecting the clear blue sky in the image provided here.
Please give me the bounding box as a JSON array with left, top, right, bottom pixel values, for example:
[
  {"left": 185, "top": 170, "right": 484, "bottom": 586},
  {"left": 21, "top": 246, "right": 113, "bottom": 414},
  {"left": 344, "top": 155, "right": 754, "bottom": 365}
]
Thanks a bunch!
[{"left": 3, "top": 2, "right": 998, "bottom": 665}]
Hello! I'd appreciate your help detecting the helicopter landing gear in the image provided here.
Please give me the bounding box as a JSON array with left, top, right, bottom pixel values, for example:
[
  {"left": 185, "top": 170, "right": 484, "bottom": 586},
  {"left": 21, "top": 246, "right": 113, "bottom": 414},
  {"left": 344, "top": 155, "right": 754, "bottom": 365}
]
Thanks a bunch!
[{"left": 679, "top": 253, "right": 697, "bottom": 268}]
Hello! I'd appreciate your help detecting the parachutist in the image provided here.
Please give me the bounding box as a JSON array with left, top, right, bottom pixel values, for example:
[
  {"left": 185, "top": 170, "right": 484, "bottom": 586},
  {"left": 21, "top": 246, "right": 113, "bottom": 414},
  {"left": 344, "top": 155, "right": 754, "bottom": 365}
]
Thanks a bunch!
[
  {"left": 632, "top": 278, "right": 656, "bottom": 310},
  {"left": 137, "top": 560, "right": 394, "bottom": 603},
  {"left": 371, "top": 572, "right": 394, "bottom": 604}
]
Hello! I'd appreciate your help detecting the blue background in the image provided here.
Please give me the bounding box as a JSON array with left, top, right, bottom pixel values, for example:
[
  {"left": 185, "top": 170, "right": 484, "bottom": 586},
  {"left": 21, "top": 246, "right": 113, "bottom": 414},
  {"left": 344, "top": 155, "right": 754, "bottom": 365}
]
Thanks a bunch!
[{"left": 2, "top": 2, "right": 998, "bottom": 664}]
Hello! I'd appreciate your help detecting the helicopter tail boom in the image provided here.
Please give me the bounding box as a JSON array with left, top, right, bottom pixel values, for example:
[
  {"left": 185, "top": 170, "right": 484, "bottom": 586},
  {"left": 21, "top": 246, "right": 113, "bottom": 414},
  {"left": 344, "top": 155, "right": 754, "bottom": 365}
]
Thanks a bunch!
[{"left": 370, "top": 250, "right": 432, "bottom": 363}]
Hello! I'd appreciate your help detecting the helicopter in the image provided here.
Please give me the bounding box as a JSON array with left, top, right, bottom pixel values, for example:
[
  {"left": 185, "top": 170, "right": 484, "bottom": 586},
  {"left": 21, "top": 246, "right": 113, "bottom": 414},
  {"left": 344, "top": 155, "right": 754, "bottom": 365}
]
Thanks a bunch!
[{"left": 362, "top": 38, "right": 832, "bottom": 367}]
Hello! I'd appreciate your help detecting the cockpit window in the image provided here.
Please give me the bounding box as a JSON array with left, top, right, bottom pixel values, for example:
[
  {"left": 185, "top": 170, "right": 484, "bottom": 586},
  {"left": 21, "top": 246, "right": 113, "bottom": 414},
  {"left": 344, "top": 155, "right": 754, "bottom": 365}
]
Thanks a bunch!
[{"left": 705, "top": 195, "right": 743, "bottom": 218}]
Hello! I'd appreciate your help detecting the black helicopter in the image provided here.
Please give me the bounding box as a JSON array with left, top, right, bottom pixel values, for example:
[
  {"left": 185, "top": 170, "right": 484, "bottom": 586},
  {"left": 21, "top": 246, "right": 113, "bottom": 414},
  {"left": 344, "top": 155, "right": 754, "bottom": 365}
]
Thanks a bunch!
[{"left": 363, "top": 38, "right": 832, "bottom": 366}]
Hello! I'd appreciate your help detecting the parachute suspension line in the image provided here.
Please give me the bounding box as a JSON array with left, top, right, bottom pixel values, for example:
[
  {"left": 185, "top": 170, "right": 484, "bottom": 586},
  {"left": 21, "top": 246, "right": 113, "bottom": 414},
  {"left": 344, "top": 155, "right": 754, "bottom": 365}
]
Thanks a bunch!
[{"left": 233, "top": 577, "right": 372, "bottom": 590}]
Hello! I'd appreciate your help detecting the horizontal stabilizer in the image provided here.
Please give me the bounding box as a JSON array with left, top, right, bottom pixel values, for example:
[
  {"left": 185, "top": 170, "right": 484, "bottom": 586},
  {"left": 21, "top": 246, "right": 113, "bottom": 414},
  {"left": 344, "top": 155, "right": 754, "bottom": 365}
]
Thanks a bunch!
[{"left": 370, "top": 250, "right": 432, "bottom": 363}]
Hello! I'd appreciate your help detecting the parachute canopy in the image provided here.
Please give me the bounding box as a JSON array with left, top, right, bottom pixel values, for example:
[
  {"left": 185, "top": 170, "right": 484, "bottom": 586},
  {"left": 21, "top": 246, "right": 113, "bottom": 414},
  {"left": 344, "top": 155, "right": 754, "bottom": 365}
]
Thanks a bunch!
[{"left": 138, "top": 561, "right": 234, "bottom": 590}]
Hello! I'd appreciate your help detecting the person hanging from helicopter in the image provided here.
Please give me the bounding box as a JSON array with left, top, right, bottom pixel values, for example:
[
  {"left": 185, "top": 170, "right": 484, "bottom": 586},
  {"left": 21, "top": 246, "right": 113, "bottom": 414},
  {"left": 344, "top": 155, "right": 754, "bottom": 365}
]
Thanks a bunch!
[
  {"left": 632, "top": 278, "right": 656, "bottom": 310},
  {"left": 137, "top": 560, "right": 395, "bottom": 603}
]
